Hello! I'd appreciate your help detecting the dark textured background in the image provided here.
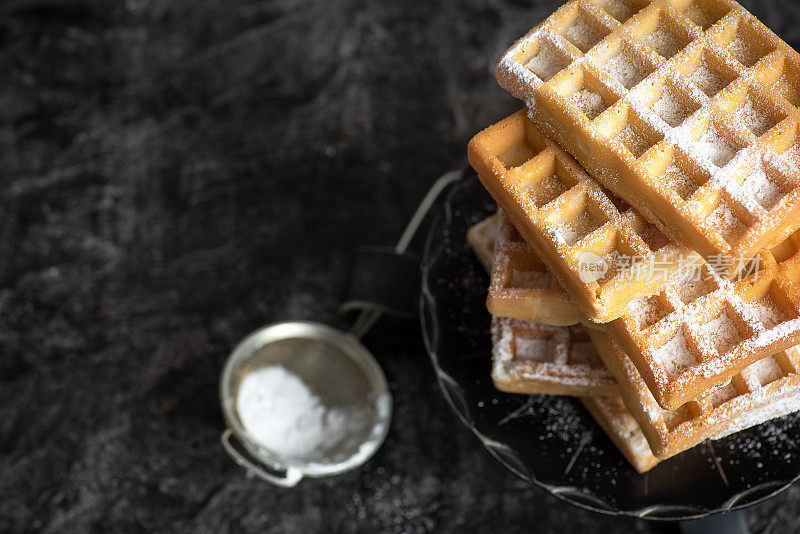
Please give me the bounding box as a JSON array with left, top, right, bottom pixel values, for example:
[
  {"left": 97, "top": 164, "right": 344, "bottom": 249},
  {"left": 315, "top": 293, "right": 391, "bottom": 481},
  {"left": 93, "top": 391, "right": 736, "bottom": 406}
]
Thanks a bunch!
[{"left": 3, "top": 0, "right": 800, "bottom": 532}]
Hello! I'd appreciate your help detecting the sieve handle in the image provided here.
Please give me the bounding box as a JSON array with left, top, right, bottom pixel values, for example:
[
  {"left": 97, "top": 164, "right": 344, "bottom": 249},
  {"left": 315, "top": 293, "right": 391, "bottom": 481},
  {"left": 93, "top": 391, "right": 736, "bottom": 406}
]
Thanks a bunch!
[{"left": 221, "top": 428, "right": 304, "bottom": 487}]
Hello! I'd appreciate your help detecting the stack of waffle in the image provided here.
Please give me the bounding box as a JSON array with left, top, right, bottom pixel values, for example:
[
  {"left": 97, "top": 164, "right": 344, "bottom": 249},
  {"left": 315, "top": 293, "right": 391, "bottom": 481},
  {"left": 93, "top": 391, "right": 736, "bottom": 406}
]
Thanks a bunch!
[{"left": 467, "top": 0, "right": 800, "bottom": 472}]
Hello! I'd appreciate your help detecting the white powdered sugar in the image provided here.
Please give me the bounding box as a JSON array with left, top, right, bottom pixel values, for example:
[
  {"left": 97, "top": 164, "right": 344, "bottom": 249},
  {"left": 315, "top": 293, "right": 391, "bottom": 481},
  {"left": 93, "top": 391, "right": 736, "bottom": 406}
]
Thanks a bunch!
[
  {"left": 664, "top": 162, "right": 700, "bottom": 199},
  {"left": 645, "top": 26, "right": 684, "bottom": 59},
  {"left": 653, "top": 86, "right": 693, "bottom": 127},
  {"left": 514, "top": 336, "right": 551, "bottom": 361},
  {"left": 695, "top": 124, "right": 739, "bottom": 168},
  {"left": 652, "top": 329, "right": 697, "bottom": 379},
  {"left": 749, "top": 356, "right": 785, "bottom": 386},
  {"left": 491, "top": 318, "right": 611, "bottom": 388},
  {"left": 676, "top": 268, "right": 715, "bottom": 304},
  {"left": 525, "top": 40, "right": 571, "bottom": 82},
  {"left": 709, "top": 380, "right": 739, "bottom": 407},
  {"left": 781, "top": 142, "right": 800, "bottom": 168},
  {"left": 556, "top": 210, "right": 601, "bottom": 245},
  {"left": 741, "top": 162, "right": 786, "bottom": 210},
  {"left": 527, "top": 173, "right": 568, "bottom": 207},
  {"left": 597, "top": 0, "right": 639, "bottom": 23},
  {"left": 604, "top": 51, "right": 648, "bottom": 89},
  {"left": 706, "top": 201, "right": 746, "bottom": 243},
  {"left": 629, "top": 295, "right": 670, "bottom": 330},
  {"left": 236, "top": 366, "right": 376, "bottom": 461},
  {"left": 690, "top": 61, "right": 729, "bottom": 97},
  {"left": 562, "top": 17, "right": 604, "bottom": 53},
  {"left": 703, "top": 311, "right": 743, "bottom": 355},
  {"left": 736, "top": 98, "right": 774, "bottom": 137},
  {"left": 572, "top": 88, "right": 606, "bottom": 119},
  {"left": 752, "top": 297, "right": 788, "bottom": 329},
  {"left": 616, "top": 123, "right": 652, "bottom": 158},
  {"left": 726, "top": 35, "right": 761, "bottom": 67}
]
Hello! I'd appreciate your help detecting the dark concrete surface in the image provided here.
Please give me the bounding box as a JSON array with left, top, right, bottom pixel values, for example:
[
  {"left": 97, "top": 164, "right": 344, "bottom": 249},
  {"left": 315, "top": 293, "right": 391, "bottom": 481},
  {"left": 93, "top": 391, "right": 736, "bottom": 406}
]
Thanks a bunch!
[{"left": 2, "top": 0, "right": 800, "bottom": 532}]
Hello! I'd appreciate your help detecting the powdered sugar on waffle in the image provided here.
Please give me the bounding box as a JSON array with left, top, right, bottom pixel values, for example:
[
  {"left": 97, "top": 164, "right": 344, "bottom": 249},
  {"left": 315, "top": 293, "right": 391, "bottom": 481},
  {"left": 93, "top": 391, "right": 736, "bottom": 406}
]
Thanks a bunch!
[
  {"left": 652, "top": 328, "right": 697, "bottom": 379},
  {"left": 593, "top": 330, "right": 800, "bottom": 458},
  {"left": 496, "top": 1, "right": 800, "bottom": 250},
  {"left": 652, "top": 86, "right": 692, "bottom": 127},
  {"left": 572, "top": 88, "right": 606, "bottom": 119},
  {"left": 491, "top": 317, "right": 615, "bottom": 388},
  {"left": 525, "top": 40, "right": 571, "bottom": 82}
]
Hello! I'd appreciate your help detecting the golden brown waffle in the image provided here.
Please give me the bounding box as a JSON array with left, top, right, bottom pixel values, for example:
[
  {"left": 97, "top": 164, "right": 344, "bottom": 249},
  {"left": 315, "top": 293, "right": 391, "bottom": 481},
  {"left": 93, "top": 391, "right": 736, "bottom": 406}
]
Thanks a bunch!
[
  {"left": 466, "top": 212, "right": 501, "bottom": 272},
  {"left": 488, "top": 215, "right": 586, "bottom": 326},
  {"left": 468, "top": 212, "right": 585, "bottom": 325},
  {"left": 496, "top": 0, "right": 800, "bottom": 266},
  {"left": 492, "top": 316, "right": 659, "bottom": 471},
  {"left": 468, "top": 110, "right": 701, "bottom": 323},
  {"left": 491, "top": 316, "right": 619, "bottom": 396},
  {"left": 469, "top": 205, "right": 800, "bottom": 409},
  {"left": 606, "top": 234, "right": 800, "bottom": 409},
  {"left": 587, "top": 327, "right": 800, "bottom": 459},
  {"left": 581, "top": 395, "right": 660, "bottom": 472},
  {"left": 472, "top": 227, "right": 659, "bottom": 471}
]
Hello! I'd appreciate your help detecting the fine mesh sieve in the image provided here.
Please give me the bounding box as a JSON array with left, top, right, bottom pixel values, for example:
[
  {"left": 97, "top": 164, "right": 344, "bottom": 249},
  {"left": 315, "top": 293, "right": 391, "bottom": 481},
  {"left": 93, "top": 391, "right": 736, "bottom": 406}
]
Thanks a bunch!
[
  {"left": 220, "top": 322, "right": 391, "bottom": 487},
  {"left": 220, "top": 170, "right": 463, "bottom": 486}
]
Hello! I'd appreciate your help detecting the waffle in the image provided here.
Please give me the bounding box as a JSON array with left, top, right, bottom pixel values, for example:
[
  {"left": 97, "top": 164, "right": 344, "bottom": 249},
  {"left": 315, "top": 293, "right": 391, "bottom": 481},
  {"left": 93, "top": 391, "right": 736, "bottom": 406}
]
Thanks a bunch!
[
  {"left": 466, "top": 212, "right": 501, "bottom": 272},
  {"left": 493, "top": 316, "right": 659, "bottom": 471},
  {"left": 581, "top": 395, "right": 660, "bottom": 473},
  {"left": 468, "top": 212, "right": 585, "bottom": 325},
  {"left": 491, "top": 316, "right": 618, "bottom": 396},
  {"left": 468, "top": 198, "right": 800, "bottom": 408},
  {"left": 606, "top": 233, "right": 800, "bottom": 409},
  {"left": 587, "top": 327, "right": 800, "bottom": 459},
  {"left": 468, "top": 110, "right": 701, "bottom": 323},
  {"left": 488, "top": 214, "right": 587, "bottom": 326},
  {"left": 496, "top": 0, "right": 800, "bottom": 266},
  {"left": 474, "top": 222, "right": 659, "bottom": 470}
]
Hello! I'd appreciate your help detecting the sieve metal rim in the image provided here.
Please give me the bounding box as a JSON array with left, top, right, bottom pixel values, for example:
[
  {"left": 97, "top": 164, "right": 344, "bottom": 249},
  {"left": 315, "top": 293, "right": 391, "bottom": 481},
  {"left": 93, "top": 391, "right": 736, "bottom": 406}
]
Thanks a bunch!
[{"left": 219, "top": 321, "right": 392, "bottom": 483}]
